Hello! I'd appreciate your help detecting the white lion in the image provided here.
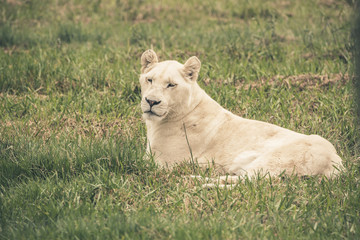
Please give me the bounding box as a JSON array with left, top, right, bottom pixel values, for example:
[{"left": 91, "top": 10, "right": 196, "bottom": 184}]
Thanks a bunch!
[{"left": 139, "top": 49, "right": 343, "bottom": 179}]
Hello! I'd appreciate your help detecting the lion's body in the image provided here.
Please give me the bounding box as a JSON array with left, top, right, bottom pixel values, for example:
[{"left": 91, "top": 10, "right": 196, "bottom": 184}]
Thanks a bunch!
[{"left": 139, "top": 50, "right": 343, "bottom": 177}]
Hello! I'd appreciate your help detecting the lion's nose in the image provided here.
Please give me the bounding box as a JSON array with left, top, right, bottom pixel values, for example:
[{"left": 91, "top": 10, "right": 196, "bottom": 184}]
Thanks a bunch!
[{"left": 145, "top": 97, "right": 161, "bottom": 107}]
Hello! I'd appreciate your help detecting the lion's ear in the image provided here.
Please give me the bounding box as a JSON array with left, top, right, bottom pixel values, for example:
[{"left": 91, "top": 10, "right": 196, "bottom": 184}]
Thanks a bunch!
[
  {"left": 141, "top": 49, "right": 158, "bottom": 73},
  {"left": 183, "top": 56, "right": 201, "bottom": 81}
]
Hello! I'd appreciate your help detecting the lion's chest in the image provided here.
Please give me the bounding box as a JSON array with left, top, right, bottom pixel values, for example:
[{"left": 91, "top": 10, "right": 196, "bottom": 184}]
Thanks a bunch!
[{"left": 146, "top": 122, "right": 209, "bottom": 166}]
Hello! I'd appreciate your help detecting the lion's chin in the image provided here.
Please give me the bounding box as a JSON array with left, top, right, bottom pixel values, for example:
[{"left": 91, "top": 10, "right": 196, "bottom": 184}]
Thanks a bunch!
[{"left": 143, "top": 111, "right": 167, "bottom": 121}]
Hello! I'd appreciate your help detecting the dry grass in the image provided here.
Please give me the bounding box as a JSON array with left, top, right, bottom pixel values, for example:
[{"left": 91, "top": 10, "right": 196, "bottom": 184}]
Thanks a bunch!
[{"left": 203, "top": 73, "right": 350, "bottom": 90}]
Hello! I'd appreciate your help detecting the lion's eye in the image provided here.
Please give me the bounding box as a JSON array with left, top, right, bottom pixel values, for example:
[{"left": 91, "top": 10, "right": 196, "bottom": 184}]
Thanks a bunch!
[
  {"left": 167, "top": 83, "right": 177, "bottom": 88},
  {"left": 147, "top": 78, "right": 153, "bottom": 84}
]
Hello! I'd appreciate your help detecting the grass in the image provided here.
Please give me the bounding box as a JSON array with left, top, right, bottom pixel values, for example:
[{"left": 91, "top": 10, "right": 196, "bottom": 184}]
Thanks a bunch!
[{"left": 0, "top": 0, "right": 359, "bottom": 239}]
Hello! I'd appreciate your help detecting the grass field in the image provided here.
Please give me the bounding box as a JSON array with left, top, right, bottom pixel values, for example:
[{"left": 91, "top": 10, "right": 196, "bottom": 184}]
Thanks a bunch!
[{"left": 0, "top": 0, "right": 359, "bottom": 239}]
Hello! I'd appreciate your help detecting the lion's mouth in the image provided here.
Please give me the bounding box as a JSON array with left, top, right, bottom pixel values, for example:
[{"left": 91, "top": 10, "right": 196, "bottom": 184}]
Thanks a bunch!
[{"left": 144, "top": 110, "right": 166, "bottom": 117}]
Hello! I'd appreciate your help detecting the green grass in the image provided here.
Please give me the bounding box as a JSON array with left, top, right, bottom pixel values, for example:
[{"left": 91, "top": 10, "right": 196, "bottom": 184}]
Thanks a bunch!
[{"left": 0, "top": 0, "right": 359, "bottom": 239}]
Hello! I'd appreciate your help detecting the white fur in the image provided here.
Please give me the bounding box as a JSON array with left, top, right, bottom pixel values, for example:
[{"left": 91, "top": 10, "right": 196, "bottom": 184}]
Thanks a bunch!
[{"left": 139, "top": 50, "right": 343, "bottom": 178}]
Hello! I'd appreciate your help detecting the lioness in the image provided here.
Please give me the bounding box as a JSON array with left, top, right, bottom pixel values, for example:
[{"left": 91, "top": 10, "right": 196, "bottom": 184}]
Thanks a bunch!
[{"left": 139, "top": 49, "right": 343, "bottom": 178}]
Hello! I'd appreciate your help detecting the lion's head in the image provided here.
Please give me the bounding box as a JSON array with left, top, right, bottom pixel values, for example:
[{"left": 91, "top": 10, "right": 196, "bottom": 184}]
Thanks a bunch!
[{"left": 139, "top": 50, "right": 202, "bottom": 121}]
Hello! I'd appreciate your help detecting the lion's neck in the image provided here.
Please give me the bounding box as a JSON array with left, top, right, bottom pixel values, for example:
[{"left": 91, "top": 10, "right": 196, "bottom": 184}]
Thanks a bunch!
[{"left": 182, "top": 91, "right": 224, "bottom": 126}]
